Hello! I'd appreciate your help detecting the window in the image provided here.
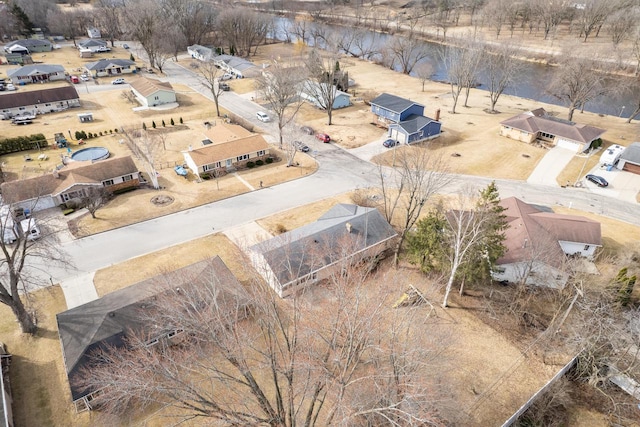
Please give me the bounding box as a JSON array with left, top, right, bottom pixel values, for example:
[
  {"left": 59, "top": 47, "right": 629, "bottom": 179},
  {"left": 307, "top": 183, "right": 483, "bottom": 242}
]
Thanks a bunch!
[
  {"left": 584, "top": 245, "right": 590, "bottom": 251},
  {"left": 203, "top": 162, "right": 221, "bottom": 171},
  {"left": 103, "top": 179, "right": 114, "bottom": 186},
  {"left": 257, "top": 150, "right": 265, "bottom": 156},
  {"left": 122, "top": 174, "right": 133, "bottom": 182},
  {"left": 154, "top": 96, "right": 159, "bottom": 100},
  {"left": 237, "top": 154, "right": 249, "bottom": 161},
  {"left": 539, "top": 132, "right": 555, "bottom": 139},
  {"left": 45, "top": 103, "right": 51, "bottom": 107},
  {"left": 19, "top": 107, "right": 25, "bottom": 110}
]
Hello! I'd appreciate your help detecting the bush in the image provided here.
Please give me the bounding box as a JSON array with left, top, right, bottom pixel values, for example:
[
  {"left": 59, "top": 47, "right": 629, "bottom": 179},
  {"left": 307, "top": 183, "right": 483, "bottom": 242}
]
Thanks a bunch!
[
  {"left": 143, "top": 123, "right": 147, "bottom": 131},
  {"left": 130, "top": 53, "right": 135, "bottom": 62},
  {"left": 246, "top": 161, "right": 255, "bottom": 168},
  {"left": 179, "top": 117, "right": 183, "bottom": 124},
  {"left": 275, "top": 224, "right": 287, "bottom": 234},
  {"left": 162, "top": 120, "right": 166, "bottom": 127},
  {"left": 265, "top": 157, "right": 274, "bottom": 164},
  {"left": 75, "top": 130, "right": 87, "bottom": 140},
  {"left": 62, "top": 208, "right": 75, "bottom": 216},
  {"left": 87, "top": 132, "right": 94, "bottom": 139},
  {"left": 152, "top": 121, "right": 156, "bottom": 129},
  {"left": 199, "top": 173, "right": 211, "bottom": 180},
  {"left": 255, "top": 159, "right": 264, "bottom": 166},
  {"left": 114, "top": 128, "right": 119, "bottom": 133},
  {"left": 170, "top": 118, "right": 175, "bottom": 126},
  {"left": 109, "top": 129, "right": 113, "bottom": 134},
  {"left": 99, "top": 131, "right": 103, "bottom": 136}
]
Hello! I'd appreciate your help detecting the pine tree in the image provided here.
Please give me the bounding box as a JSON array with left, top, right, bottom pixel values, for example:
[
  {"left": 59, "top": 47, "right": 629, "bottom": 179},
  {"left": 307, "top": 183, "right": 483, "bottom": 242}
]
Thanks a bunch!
[
  {"left": 179, "top": 117, "right": 183, "bottom": 124},
  {"left": 162, "top": 120, "right": 166, "bottom": 127},
  {"left": 170, "top": 118, "right": 175, "bottom": 126},
  {"left": 407, "top": 205, "right": 448, "bottom": 274},
  {"left": 11, "top": 4, "right": 32, "bottom": 37},
  {"left": 143, "top": 123, "right": 147, "bottom": 131},
  {"left": 152, "top": 121, "right": 156, "bottom": 129}
]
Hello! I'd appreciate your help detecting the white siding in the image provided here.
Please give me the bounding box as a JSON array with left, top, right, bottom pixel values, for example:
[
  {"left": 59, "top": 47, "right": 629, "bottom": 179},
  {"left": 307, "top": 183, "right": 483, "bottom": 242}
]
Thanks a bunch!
[
  {"left": 16, "top": 196, "right": 56, "bottom": 213},
  {"left": 182, "top": 152, "right": 199, "bottom": 175},
  {"left": 556, "top": 138, "right": 582, "bottom": 152},
  {"left": 559, "top": 240, "right": 598, "bottom": 258},
  {"left": 493, "top": 261, "right": 568, "bottom": 289}
]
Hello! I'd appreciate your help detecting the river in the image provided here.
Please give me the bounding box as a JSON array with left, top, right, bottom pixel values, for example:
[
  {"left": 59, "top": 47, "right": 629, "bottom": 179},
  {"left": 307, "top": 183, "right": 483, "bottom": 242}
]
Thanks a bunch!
[{"left": 269, "top": 16, "right": 639, "bottom": 119}]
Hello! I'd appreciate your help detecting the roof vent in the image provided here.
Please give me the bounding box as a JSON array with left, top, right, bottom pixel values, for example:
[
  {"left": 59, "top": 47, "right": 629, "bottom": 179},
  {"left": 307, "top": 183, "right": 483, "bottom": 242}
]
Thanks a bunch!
[
  {"left": 108, "top": 312, "right": 115, "bottom": 317},
  {"left": 346, "top": 222, "right": 352, "bottom": 233}
]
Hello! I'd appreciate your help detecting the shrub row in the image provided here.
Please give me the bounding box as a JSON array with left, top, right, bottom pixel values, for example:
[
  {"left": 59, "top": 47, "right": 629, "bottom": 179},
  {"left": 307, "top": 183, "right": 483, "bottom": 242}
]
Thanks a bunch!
[
  {"left": 142, "top": 117, "right": 183, "bottom": 130},
  {"left": 0, "top": 134, "right": 48, "bottom": 155},
  {"left": 75, "top": 129, "right": 119, "bottom": 140}
]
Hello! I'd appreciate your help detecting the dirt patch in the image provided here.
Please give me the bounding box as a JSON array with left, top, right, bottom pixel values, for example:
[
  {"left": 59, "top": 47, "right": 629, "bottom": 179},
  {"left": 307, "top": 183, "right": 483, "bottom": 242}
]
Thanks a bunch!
[{"left": 150, "top": 194, "right": 175, "bottom": 206}]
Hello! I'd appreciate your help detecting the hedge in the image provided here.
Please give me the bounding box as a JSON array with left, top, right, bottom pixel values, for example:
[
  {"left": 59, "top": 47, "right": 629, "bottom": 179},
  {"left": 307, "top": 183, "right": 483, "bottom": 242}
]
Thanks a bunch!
[{"left": 0, "top": 134, "right": 48, "bottom": 155}]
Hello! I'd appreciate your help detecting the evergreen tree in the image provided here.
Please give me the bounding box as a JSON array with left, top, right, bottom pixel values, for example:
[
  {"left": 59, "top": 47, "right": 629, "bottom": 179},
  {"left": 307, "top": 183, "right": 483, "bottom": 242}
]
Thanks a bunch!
[
  {"left": 152, "top": 121, "right": 156, "bottom": 129},
  {"left": 407, "top": 205, "right": 448, "bottom": 274},
  {"left": 11, "top": 4, "right": 32, "bottom": 38},
  {"left": 170, "top": 118, "right": 175, "bottom": 126}
]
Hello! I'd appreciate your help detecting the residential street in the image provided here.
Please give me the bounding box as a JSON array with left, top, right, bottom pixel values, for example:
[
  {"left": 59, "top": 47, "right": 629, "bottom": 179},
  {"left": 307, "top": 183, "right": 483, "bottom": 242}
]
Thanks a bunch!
[{"left": 26, "top": 47, "right": 640, "bottom": 307}]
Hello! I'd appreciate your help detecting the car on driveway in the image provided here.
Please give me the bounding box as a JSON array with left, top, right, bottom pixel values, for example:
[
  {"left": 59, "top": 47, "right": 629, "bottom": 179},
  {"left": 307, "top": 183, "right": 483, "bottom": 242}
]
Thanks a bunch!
[
  {"left": 5, "top": 83, "right": 16, "bottom": 91},
  {"left": 123, "top": 43, "right": 130, "bottom": 49},
  {"left": 112, "top": 78, "right": 126, "bottom": 85},
  {"left": 315, "top": 133, "right": 331, "bottom": 143},
  {"left": 294, "top": 141, "right": 309, "bottom": 152},
  {"left": 585, "top": 174, "right": 608, "bottom": 187},
  {"left": 80, "top": 74, "right": 90, "bottom": 82},
  {"left": 220, "top": 73, "right": 233, "bottom": 81},
  {"left": 383, "top": 138, "right": 399, "bottom": 148}
]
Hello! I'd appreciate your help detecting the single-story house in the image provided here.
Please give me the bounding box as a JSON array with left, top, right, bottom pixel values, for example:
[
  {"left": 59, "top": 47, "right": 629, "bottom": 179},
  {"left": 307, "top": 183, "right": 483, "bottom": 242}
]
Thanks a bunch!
[
  {"left": 129, "top": 78, "right": 176, "bottom": 107},
  {"left": 212, "top": 54, "right": 259, "bottom": 78},
  {"left": 600, "top": 144, "right": 625, "bottom": 166},
  {"left": 183, "top": 130, "right": 270, "bottom": 176},
  {"left": 57, "top": 256, "right": 249, "bottom": 412},
  {"left": 0, "top": 156, "right": 139, "bottom": 213},
  {"left": 6, "top": 64, "right": 66, "bottom": 85},
  {"left": 87, "top": 27, "right": 101, "bottom": 39},
  {"left": 78, "top": 39, "right": 107, "bottom": 52},
  {"left": 300, "top": 81, "right": 351, "bottom": 110},
  {"left": 616, "top": 142, "right": 640, "bottom": 174},
  {"left": 388, "top": 114, "right": 441, "bottom": 144},
  {"left": 187, "top": 44, "right": 213, "bottom": 61},
  {"left": 4, "top": 52, "right": 33, "bottom": 65},
  {"left": 84, "top": 59, "right": 135, "bottom": 78},
  {"left": 4, "top": 39, "right": 52, "bottom": 53},
  {"left": 499, "top": 108, "right": 606, "bottom": 152},
  {"left": 0, "top": 86, "right": 80, "bottom": 119},
  {"left": 249, "top": 204, "right": 398, "bottom": 297},
  {"left": 370, "top": 93, "right": 425, "bottom": 128},
  {"left": 493, "top": 197, "right": 602, "bottom": 288}
]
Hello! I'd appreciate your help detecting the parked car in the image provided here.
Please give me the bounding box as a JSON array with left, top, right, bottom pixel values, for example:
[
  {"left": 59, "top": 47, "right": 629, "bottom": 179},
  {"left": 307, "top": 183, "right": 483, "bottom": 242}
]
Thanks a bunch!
[
  {"left": 220, "top": 73, "right": 233, "bottom": 81},
  {"left": 219, "top": 82, "right": 230, "bottom": 91},
  {"left": 70, "top": 75, "right": 79, "bottom": 84},
  {"left": 301, "top": 126, "right": 314, "bottom": 135},
  {"left": 315, "top": 133, "right": 331, "bottom": 143},
  {"left": 0, "top": 84, "right": 4, "bottom": 91},
  {"left": 585, "top": 174, "right": 608, "bottom": 187},
  {"left": 112, "top": 78, "right": 126, "bottom": 85},
  {"left": 96, "top": 46, "right": 111, "bottom": 53},
  {"left": 80, "top": 75, "right": 90, "bottom": 82},
  {"left": 383, "top": 138, "right": 399, "bottom": 148},
  {"left": 123, "top": 43, "right": 130, "bottom": 49},
  {"left": 256, "top": 112, "right": 270, "bottom": 122},
  {"left": 5, "top": 83, "right": 16, "bottom": 91},
  {"left": 294, "top": 141, "right": 309, "bottom": 152}
]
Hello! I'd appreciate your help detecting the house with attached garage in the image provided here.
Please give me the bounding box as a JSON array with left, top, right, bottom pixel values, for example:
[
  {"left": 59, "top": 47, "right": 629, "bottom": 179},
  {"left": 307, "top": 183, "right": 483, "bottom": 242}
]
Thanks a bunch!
[
  {"left": 182, "top": 123, "right": 270, "bottom": 177},
  {"left": 0, "top": 86, "right": 80, "bottom": 119},
  {"left": 187, "top": 44, "right": 214, "bottom": 61},
  {"left": 56, "top": 256, "right": 249, "bottom": 412},
  {"left": 4, "top": 39, "right": 52, "bottom": 53},
  {"left": 370, "top": 93, "right": 425, "bottom": 127},
  {"left": 84, "top": 58, "right": 135, "bottom": 78},
  {"left": 616, "top": 142, "right": 640, "bottom": 174},
  {"left": 6, "top": 64, "right": 66, "bottom": 85},
  {"left": 300, "top": 81, "right": 351, "bottom": 110},
  {"left": 77, "top": 39, "right": 107, "bottom": 52},
  {"left": 389, "top": 114, "right": 441, "bottom": 145},
  {"left": 212, "top": 54, "right": 259, "bottom": 78},
  {"left": 129, "top": 78, "right": 176, "bottom": 107},
  {"left": 249, "top": 204, "right": 398, "bottom": 297},
  {"left": 493, "top": 197, "right": 602, "bottom": 289},
  {"left": 499, "top": 108, "right": 606, "bottom": 152},
  {"left": 0, "top": 156, "right": 139, "bottom": 213}
]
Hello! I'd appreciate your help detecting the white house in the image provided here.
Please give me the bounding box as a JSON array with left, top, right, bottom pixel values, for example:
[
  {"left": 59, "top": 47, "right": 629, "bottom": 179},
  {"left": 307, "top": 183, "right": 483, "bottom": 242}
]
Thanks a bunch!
[
  {"left": 300, "top": 81, "right": 351, "bottom": 110},
  {"left": 84, "top": 59, "right": 135, "bottom": 78},
  {"left": 6, "top": 64, "right": 66, "bottom": 85},
  {"left": 187, "top": 45, "right": 213, "bottom": 61},
  {"left": 87, "top": 27, "right": 101, "bottom": 39},
  {"left": 212, "top": 55, "right": 259, "bottom": 78},
  {"left": 129, "top": 78, "right": 176, "bottom": 107},
  {"left": 493, "top": 197, "right": 602, "bottom": 288},
  {"left": 78, "top": 39, "right": 107, "bottom": 52},
  {"left": 0, "top": 86, "right": 80, "bottom": 119}
]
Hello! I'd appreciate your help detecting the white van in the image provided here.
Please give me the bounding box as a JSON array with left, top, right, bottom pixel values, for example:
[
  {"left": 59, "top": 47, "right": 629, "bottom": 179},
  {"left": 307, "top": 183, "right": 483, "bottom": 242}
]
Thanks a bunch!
[
  {"left": 20, "top": 218, "right": 41, "bottom": 241},
  {"left": 256, "top": 112, "right": 270, "bottom": 122}
]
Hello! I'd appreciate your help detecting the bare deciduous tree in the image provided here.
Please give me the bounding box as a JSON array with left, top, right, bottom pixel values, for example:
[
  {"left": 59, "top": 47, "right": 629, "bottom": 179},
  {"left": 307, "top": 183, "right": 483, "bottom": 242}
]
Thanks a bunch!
[
  {"left": 123, "top": 0, "right": 165, "bottom": 69},
  {"left": 386, "top": 34, "right": 431, "bottom": 75},
  {"left": 46, "top": 7, "right": 90, "bottom": 47},
  {"left": 95, "top": 0, "right": 123, "bottom": 47},
  {"left": 81, "top": 187, "right": 111, "bottom": 219},
  {"left": 255, "top": 60, "right": 306, "bottom": 150},
  {"left": 378, "top": 148, "right": 452, "bottom": 267},
  {"left": 576, "top": 0, "right": 615, "bottom": 42},
  {"left": 193, "top": 60, "right": 225, "bottom": 117},
  {"left": 76, "top": 245, "right": 448, "bottom": 425},
  {"left": 304, "top": 49, "right": 343, "bottom": 125},
  {"left": 440, "top": 39, "right": 481, "bottom": 114},
  {"left": 532, "top": 0, "right": 569, "bottom": 40},
  {"left": 160, "top": 0, "right": 217, "bottom": 46},
  {"left": 414, "top": 61, "right": 434, "bottom": 92},
  {"left": 217, "top": 9, "right": 271, "bottom": 57},
  {"left": 482, "top": 41, "right": 525, "bottom": 113}
]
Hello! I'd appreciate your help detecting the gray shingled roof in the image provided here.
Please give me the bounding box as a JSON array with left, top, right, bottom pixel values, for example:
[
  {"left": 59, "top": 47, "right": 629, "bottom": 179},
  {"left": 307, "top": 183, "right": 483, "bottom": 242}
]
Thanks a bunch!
[
  {"left": 396, "top": 114, "right": 437, "bottom": 134},
  {"left": 5, "top": 39, "right": 52, "bottom": 50},
  {"left": 250, "top": 204, "right": 397, "bottom": 286},
  {"left": 370, "top": 93, "right": 424, "bottom": 114},
  {"left": 0, "top": 85, "right": 79, "bottom": 110},
  {"left": 78, "top": 39, "right": 107, "bottom": 48},
  {"left": 7, "top": 64, "right": 65, "bottom": 78},
  {"left": 85, "top": 58, "right": 134, "bottom": 70},
  {"left": 500, "top": 108, "right": 606, "bottom": 144},
  {"left": 620, "top": 142, "right": 640, "bottom": 165},
  {"left": 57, "top": 256, "right": 247, "bottom": 401}
]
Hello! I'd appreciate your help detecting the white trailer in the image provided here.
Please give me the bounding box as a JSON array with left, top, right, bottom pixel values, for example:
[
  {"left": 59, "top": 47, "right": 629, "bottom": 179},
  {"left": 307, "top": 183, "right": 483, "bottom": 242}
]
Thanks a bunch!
[{"left": 20, "top": 218, "right": 41, "bottom": 241}]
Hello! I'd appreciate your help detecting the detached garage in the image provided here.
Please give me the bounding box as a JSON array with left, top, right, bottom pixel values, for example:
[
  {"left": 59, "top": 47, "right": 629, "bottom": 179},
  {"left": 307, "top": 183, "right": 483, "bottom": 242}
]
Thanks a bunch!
[{"left": 617, "top": 142, "right": 640, "bottom": 174}]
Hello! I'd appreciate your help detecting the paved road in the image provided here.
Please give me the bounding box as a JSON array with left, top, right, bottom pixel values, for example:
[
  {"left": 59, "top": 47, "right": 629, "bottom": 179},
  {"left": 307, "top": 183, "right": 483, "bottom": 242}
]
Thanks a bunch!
[{"left": 27, "top": 44, "right": 640, "bottom": 306}]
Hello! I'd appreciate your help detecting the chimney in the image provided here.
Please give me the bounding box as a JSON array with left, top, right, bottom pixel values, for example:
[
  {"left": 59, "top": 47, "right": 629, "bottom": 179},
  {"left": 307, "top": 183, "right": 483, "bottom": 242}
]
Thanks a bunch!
[
  {"left": 188, "top": 145, "right": 193, "bottom": 151},
  {"left": 435, "top": 108, "right": 441, "bottom": 121},
  {"left": 345, "top": 222, "right": 352, "bottom": 233},
  {"left": 53, "top": 169, "right": 59, "bottom": 179},
  {"left": 522, "top": 238, "right": 528, "bottom": 248}
]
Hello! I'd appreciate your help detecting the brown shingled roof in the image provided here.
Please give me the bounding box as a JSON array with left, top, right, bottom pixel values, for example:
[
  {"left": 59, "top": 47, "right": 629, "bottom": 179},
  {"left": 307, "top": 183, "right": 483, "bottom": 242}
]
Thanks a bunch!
[
  {"left": 500, "top": 108, "right": 606, "bottom": 144},
  {"left": 187, "top": 135, "right": 269, "bottom": 167},
  {"left": 497, "top": 197, "right": 601, "bottom": 268},
  {"left": 202, "top": 121, "right": 252, "bottom": 143},
  {"left": 0, "top": 86, "right": 79, "bottom": 110},
  {"left": 129, "top": 77, "right": 174, "bottom": 97},
  {"left": 0, "top": 156, "right": 137, "bottom": 203}
]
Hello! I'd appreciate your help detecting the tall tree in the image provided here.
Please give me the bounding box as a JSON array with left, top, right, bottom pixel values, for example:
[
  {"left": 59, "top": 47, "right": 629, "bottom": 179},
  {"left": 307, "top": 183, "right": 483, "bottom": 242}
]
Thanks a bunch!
[
  {"left": 193, "top": 59, "right": 226, "bottom": 117},
  {"left": 482, "top": 41, "right": 525, "bottom": 113},
  {"left": 440, "top": 39, "right": 480, "bottom": 114},
  {"left": 217, "top": 9, "right": 271, "bottom": 57},
  {"left": 76, "top": 247, "right": 447, "bottom": 425},
  {"left": 386, "top": 34, "right": 431, "bottom": 75},
  {"left": 122, "top": 0, "right": 165, "bottom": 69},
  {"left": 304, "top": 49, "right": 343, "bottom": 125},
  {"left": 378, "top": 149, "right": 452, "bottom": 267},
  {"left": 12, "top": 0, "right": 54, "bottom": 31},
  {"left": 47, "top": 8, "right": 89, "bottom": 47},
  {"left": 532, "top": 0, "right": 569, "bottom": 40},
  {"left": 95, "top": 0, "right": 124, "bottom": 47},
  {"left": 255, "top": 60, "right": 306, "bottom": 150},
  {"left": 576, "top": 0, "right": 615, "bottom": 42},
  {"left": 10, "top": 3, "right": 33, "bottom": 37},
  {"left": 160, "top": 0, "right": 217, "bottom": 46}
]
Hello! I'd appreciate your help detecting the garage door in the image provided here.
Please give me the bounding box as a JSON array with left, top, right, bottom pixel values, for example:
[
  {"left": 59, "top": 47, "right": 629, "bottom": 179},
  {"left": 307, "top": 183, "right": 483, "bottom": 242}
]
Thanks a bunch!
[
  {"left": 623, "top": 162, "right": 640, "bottom": 175},
  {"left": 556, "top": 138, "right": 581, "bottom": 151},
  {"left": 389, "top": 129, "right": 406, "bottom": 144}
]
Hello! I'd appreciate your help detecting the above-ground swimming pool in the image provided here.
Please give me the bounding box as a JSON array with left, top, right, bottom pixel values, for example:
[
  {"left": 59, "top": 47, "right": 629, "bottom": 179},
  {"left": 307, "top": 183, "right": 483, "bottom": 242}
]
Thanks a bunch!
[{"left": 71, "top": 147, "right": 110, "bottom": 162}]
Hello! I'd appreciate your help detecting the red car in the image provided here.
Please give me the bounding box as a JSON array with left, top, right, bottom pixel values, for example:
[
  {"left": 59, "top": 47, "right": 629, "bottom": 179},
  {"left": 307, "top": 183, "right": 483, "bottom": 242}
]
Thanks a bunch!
[{"left": 315, "top": 133, "right": 330, "bottom": 143}]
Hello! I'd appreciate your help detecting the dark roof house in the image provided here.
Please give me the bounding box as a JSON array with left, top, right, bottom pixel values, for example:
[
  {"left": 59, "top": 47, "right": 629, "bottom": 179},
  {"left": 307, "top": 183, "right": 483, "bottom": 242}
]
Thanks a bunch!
[
  {"left": 57, "top": 256, "right": 248, "bottom": 412},
  {"left": 0, "top": 86, "right": 80, "bottom": 118},
  {"left": 499, "top": 108, "right": 606, "bottom": 152},
  {"left": 370, "top": 93, "right": 425, "bottom": 127},
  {"left": 389, "top": 114, "right": 441, "bottom": 145},
  {"left": 249, "top": 204, "right": 397, "bottom": 297},
  {"left": 4, "top": 39, "right": 52, "bottom": 53}
]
